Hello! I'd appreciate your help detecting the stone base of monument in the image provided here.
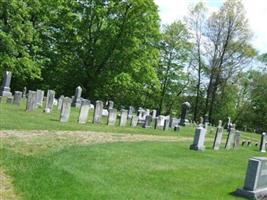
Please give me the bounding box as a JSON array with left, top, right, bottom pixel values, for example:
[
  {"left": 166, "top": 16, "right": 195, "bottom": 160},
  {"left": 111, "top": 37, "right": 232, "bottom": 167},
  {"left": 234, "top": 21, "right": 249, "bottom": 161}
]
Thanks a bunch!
[
  {"left": 235, "top": 188, "right": 267, "bottom": 200},
  {"left": 0, "top": 90, "right": 12, "bottom": 97}
]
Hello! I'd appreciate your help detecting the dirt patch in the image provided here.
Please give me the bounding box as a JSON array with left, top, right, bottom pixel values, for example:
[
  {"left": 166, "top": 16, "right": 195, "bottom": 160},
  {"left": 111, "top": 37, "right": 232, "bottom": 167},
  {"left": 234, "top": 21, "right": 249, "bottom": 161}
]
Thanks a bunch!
[
  {"left": 0, "top": 130, "right": 195, "bottom": 155},
  {"left": 0, "top": 130, "right": 190, "bottom": 143}
]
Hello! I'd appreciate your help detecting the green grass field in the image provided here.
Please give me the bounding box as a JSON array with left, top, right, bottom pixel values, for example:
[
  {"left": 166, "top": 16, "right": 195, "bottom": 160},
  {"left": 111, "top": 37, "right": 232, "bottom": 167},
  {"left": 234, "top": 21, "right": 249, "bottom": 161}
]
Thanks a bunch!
[{"left": 0, "top": 100, "right": 264, "bottom": 199}]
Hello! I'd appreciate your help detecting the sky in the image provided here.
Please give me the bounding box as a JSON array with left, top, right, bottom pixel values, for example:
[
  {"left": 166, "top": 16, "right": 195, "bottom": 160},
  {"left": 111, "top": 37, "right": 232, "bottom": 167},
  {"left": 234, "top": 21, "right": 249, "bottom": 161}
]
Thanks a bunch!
[{"left": 154, "top": 0, "right": 267, "bottom": 54}]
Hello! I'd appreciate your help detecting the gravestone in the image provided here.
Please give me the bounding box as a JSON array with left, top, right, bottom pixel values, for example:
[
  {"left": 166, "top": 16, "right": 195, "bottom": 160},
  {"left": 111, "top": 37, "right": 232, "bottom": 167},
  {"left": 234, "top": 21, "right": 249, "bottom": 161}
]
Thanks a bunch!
[
  {"left": 107, "top": 108, "right": 117, "bottom": 126},
  {"left": 145, "top": 109, "right": 150, "bottom": 117},
  {"left": 170, "top": 118, "right": 179, "bottom": 128},
  {"left": 102, "top": 109, "right": 109, "bottom": 117},
  {"left": 6, "top": 96, "right": 13, "bottom": 104},
  {"left": 120, "top": 109, "right": 128, "bottom": 126},
  {"left": 234, "top": 131, "right": 241, "bottom": 148},
  {"left": 36, "top": 90, "right": 44, "bottom": 107},
  {"left": 13, "top": 91, "right": 22, "bottom": 105},
  {"left": 212, "top": 120, "right": 224, "bottom": 150},
  {"left": 60, "top": 97, "right": 72, "bottom": 122},
  {"left": 155, "top": 115, "right": 165, "bottom": 129},
  {"left": 190, "top": 126, "right": 206, "bottom": 151},
  {"left": 260, "top": 132, "right": 266, "bottom": 153},
  {"left": 179, "top": 102, "right": 191, "bottom": 126},
  {"left": 44, "top": 90, "right": 55, "bottom": 113},
  {"left": 22, "top": 86, "right": 27, "bottom": 98},
  {"left": 26, "top": 90, "right": 37, "bottom": 112},
  {"left": 163, "top": 118, "right": 170, "bottom": 131},
  {"left": 235, "top": 157, "right": 267, "bottom": 199},
  {"left": 152, "top": 109, "right": 157, "bottom": 119},
  {"left": 143, "top": 115, "right": 152, "bottom": 128},
  {"left": 131, "top": 115, "right": 138, "bottom": 127},
  {"left": 0, "top": 71, "right": 12, "bottom": 97},
  {"left": 137, "top": 108, "right": 146, "bottom": 122},
  {"left": 93, "top": 100, "right": 103, "bottom": 124},
  {"left": 72, "top": 86, "right": 82, "bottom": 108},
  {"left": 108, "top": 100, "right": 114, "bottom": 110},
  {"left": 78, "top": 99, "right": 90, "bottom": 124},
  {"left": 225, "top": 124, "right": 236, "bottom": 150},
  {"left": 58, "top": 95, "right": 64, "bottom": 110},
  {"left": 128, "top": 106, "right": 135, "bottom": 119}
]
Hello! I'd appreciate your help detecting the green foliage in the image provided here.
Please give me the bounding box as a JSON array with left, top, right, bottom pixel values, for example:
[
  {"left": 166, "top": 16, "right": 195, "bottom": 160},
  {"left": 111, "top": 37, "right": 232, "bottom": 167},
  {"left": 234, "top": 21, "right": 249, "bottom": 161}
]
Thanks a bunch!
[
  {"left": 157, "top": 21, "right": 192, "bottom": 115},
  {"left": 237, "top": 71, "right": 267, "bottom": 131},
  {"left": 0, "top": 0, "right": 42, "bottom": 88},
  {"left": 35, "top": 0, "right": 161, "bottom": 107}
]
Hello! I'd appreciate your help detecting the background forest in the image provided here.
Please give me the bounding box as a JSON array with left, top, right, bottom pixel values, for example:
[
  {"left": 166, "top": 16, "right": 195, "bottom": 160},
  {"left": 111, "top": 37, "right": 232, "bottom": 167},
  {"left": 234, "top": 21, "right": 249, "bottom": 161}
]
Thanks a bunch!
[{"left": 0, "top": 0, "right": 266, "bottom": 131}]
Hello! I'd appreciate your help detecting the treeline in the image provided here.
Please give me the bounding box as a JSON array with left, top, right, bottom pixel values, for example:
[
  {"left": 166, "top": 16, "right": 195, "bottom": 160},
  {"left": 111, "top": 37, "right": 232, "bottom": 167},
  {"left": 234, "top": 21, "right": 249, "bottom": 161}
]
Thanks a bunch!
[{"left": 0, "top": 0, "right": 266, "bottom": 131}]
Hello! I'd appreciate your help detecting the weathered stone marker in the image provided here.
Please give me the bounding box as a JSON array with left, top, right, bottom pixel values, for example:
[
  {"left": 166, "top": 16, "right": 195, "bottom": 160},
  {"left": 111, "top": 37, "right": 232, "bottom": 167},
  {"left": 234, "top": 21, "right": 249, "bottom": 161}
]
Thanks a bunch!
[
  {"left": 108, "top": 100, "right": 114, "bottom": 110},
  {"left": 170, "top": 118, "right": 179, "bottom": 128},
  {"left": 234, "top": 131, "right": 241, "bottom": 148},
  {"left": 22, "top": 86, "right": 27, "bottom": 98},
  {"left": 44, "top": 90, "right": 55, "bottom": 113},
  {"left": 143, "top": 115, "right": 152, "bottom": 128},
  {"left": 225, "top": 124, "right": 236, "bottom": 150},
  {"left": 152, "top": 109, "right": 157, "bottom": 119},
  {"left": 72, "top": 86, "right": 82, "bottom": 108},
  {"left": 60, "top": 97, "right": 72, "bottom": 122},
  {"left": 235, "top": 157, "right": 267, "bottom": 199},
  {"left": 163, "top": 118, "right": 170, "bottom": 131},
  {"left": 36, "top": 90, "right": 44, "bottom": 107},
  {"left": 260, "top": 132, "right": 266, "bottom": 153},
  {"left": 13, "top": 91, "right": 22, "bottom": 105},
  {"left": 128, "top": 106, "right": 134, "bottom": 119},
  {"left": 179, "top": 102, "right": 191, "bottom": 126},
  {"left": 120, "top": 109, "right": 128, "bottom": 126},
  {"left": 155, "top": 115, "right": 165, "bottom": 129},
  {"left": 93, "top": 100, "right": 103, "bottom": 124},
  {"left": 78, "top": 99, "right": 90, "bottom": 124},
  {"left": 190, "top": 126, "right": 206, "bottom": 151},
  {"left": 26, "top": 90, "right": 37, "bottom": 112},
  {"left": 107, "top": 108, "right": 117, "bottom": 126},
  {"left": 58, "top": 95, "right": 64, "bottom": 110},
  {"left": 131, "top": 115, "right": 138, "bottom": 127},
  {"left": 212, "top": 120, "right": 224, "bottom": 150},
  {"left": 0, "top": 71, "right": 12, "bottom": 97}
]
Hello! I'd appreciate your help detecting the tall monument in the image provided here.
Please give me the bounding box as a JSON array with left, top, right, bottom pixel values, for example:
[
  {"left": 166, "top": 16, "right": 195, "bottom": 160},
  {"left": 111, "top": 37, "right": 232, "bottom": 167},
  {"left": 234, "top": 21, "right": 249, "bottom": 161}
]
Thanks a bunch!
[{"left": 0, "top": 71, "right": 12, "bottom": 96}]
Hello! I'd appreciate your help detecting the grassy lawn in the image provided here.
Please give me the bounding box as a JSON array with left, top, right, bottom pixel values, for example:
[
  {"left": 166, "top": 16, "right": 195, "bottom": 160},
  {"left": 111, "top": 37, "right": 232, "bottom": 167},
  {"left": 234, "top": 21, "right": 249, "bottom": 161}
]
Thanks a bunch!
[
  {"left": 0, "top": 99, "right": 264, "bottom": 199},
  {"left": 0, "top": 139, "right": 263, "bottom": 200}
]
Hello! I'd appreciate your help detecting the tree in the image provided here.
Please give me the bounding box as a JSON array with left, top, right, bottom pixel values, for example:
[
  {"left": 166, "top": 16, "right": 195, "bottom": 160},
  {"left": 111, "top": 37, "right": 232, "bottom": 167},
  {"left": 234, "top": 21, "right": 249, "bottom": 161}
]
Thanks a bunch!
[
  {"left": 157, "top": 21, "right": 192, "bottom": 115},
  {"left": 187, "top": 2, "right": 207, "bottom": 122},
  {"left": 35, "top": 0, "right": 161, "bottom": 107},
  {"left": 0, "top": 0, "right": 42, "bottom": 89},
  {"left": 200, "top": 0, "right": 256, "bottom": 123}
]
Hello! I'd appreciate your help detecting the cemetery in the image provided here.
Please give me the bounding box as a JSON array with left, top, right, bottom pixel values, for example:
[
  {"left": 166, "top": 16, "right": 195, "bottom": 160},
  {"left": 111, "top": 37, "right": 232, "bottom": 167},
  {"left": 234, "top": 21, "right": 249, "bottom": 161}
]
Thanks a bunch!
[
  {"left": 0, "top": 0, "right": 267, "bottom": 199},
  {"left": 0, "top": 70, "right": 266, "bottom": 200}
]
